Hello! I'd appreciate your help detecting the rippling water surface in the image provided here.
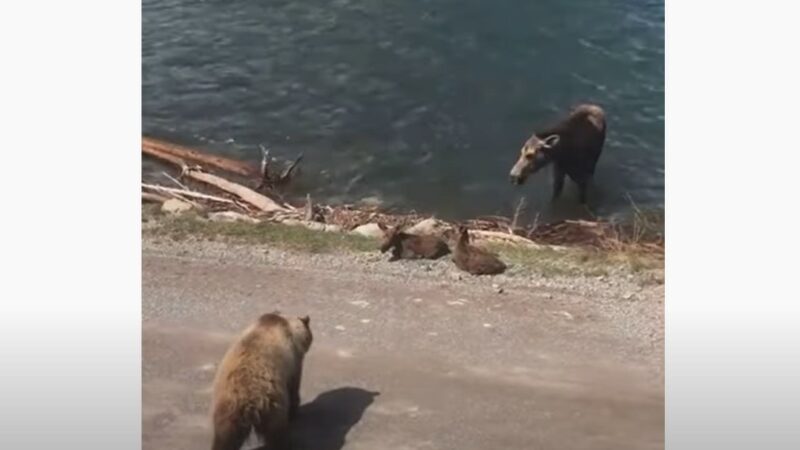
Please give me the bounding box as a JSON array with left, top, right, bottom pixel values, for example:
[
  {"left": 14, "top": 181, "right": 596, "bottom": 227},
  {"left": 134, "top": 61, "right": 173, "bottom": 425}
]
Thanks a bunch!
[{"left": 143, "top": 0, "right": 664, "bottom": 221}]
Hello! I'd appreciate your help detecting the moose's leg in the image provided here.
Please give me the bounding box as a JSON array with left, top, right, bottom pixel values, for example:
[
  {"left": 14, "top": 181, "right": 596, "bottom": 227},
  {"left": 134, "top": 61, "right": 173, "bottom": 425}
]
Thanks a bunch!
[
  {"left": 576, "top": 179, "right": 589, "bottom": 204},
  {"left": 551, "top": 165, "right": 566, "bottom": 200}
]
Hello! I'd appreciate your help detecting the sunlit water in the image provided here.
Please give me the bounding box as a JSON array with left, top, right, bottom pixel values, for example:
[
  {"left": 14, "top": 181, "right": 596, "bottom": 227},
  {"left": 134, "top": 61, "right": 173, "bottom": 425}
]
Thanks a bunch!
[{"left": 143, "top": 0, "right": 663, "bottom": 222}]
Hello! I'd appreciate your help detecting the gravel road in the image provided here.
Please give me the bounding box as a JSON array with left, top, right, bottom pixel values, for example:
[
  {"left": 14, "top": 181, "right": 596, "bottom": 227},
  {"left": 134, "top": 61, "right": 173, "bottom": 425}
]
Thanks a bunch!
[{"left": 142, "top": 237, "right": 663, "bottom": 450}]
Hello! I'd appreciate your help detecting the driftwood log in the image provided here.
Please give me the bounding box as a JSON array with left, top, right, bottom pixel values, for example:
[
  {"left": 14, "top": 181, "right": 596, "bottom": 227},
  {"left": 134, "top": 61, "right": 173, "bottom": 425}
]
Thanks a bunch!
[
  {"left": 183, "top": 168, "right": 293, "bottom": 213},
  {"left": 143, "top": 137, "right": 259, "bottom": 177},
  {"left": 142, "top": 143, "right": 187, "bottom": 168},
  {"left": 142, "top": 183, "right": 241, "bottom": 207},
  {"left": 142, "top": 139, "right": 293, "bottom": 213},
  {"left": 142, "top": 192, "right": 170, "bottom": 203}
]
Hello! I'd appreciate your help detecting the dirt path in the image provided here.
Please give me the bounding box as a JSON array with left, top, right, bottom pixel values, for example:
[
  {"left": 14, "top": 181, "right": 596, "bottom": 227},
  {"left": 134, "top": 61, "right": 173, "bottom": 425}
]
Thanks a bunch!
[{"left": 142, "top": 238, "right": 663, "bottom": 450}]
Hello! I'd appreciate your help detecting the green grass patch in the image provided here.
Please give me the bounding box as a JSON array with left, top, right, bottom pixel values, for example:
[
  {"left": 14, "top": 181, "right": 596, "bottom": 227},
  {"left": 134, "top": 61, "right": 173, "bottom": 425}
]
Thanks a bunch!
[
  {"left": 143, "top": 209, "right": 663, "bottom": 283},
  {"left": 485, "top": 242, "right": 664, "bottom": 281},
  {"left": 144, "top": 212, "right": 378, "bottom": 254}
]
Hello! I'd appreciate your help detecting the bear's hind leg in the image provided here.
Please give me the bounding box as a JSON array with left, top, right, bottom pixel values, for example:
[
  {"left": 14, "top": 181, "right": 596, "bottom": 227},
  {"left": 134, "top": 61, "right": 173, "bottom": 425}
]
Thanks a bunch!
[
  {"left": 289, "top": 370, "right": 302, "bottom": 421},
  {"left": 254, "top": 408, "right": 291, "bottom": 450},
  {"left": 211, "top": 420, "right": 249, "bottom": 450}
]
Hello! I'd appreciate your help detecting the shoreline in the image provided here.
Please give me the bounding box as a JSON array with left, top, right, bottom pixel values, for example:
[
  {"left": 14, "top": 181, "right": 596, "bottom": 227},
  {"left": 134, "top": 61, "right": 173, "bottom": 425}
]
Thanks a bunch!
[
  {"left": 142, "top": 205, "right": 664, "bottom": 286},
  {"left": 141, "top": 135, "right": 663, "bottom": 281}
]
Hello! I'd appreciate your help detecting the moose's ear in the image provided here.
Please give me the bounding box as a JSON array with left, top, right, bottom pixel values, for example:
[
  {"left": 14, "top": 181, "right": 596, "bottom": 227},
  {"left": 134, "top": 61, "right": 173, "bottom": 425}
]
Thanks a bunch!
[
  {"left": 300, "top": 315, "right": 310, "bottom": 327},
  {"left": 542, "top": 134, "right": 560, "bottom": 148}
]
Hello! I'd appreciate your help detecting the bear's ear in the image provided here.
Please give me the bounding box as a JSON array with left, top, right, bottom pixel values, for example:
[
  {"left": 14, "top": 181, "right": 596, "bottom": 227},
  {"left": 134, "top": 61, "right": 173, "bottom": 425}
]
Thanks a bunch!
[
  {"left": 300, "top": 315, "right": 310, "bottom": 327},
  {"left": 542, "top": 134, "right": 560, "bottom": 149}
]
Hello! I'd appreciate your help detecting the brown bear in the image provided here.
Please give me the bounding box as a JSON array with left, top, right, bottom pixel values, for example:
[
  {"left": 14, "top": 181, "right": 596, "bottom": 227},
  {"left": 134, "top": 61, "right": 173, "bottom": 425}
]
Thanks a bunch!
[
  {"left": 509, "top": 104, "right": 606, "bottom": 203},
  {"left": 210, "top": 312, "right": 312, "bottom": 450}
]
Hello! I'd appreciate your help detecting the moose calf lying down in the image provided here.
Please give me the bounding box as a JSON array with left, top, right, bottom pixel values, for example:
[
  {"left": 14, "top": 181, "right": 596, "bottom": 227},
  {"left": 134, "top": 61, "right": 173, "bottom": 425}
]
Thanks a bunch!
[
  {"left": 378, "top": 223, "right": 450, "bottom": 261},
  {"left": 452, "top": 226, "right": 506, "bottom": 275},
  {"left": 509, "top": 103, "right": 606, "bottom": 203}
]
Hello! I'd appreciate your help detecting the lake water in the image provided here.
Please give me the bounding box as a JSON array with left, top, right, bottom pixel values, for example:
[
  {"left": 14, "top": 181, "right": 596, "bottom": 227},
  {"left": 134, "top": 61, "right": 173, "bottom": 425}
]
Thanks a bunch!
[{"left": 143, "top": 0, "right": 663, "bottom": 222}]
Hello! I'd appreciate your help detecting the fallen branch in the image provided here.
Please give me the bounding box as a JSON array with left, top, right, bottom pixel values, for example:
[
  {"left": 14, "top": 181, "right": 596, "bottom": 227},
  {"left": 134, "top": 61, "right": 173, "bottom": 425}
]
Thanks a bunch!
[
  {"left": 142, "top": 183, "right": 240, "bottom": 206},
  {"left": 143, "top": 137, "right": 258, "bottom": 177},
  {"left": 278, "top": 153, "right": 303, "bottom": 185},
  {"left": 142, "top": 192, "right": 170, "bottom": 203},
  {"left": 475, "top": 215, "right": 512, "bottom": 224},
  {"left": 142, "top": 144, "right": 187, "bottom": 168},
  {"left": 510, "top": 197, "right": 527, "bottom": 232},
  {"left": 255, "top": 144, "right": 304, "bottom": 191},
  {"left": 183, "top": 168, "right": 293, "bottom": 213},
  {"left": 161, "top": 171, "right": 189, "bottom": 190},
  {"left": 256, "top": 145, "right": 272, "bottom": 191}
]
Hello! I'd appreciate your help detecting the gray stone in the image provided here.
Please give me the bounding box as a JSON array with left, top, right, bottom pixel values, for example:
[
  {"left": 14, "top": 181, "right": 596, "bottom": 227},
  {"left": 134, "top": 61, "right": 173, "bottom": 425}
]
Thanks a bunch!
[
  {"left": 351, "top": 223, "right": 385, "bottom": 239},
  {"left": 161, "top": 198, "right": 193, "bottom": 214},
  {"left": 208, "top": 211, "right": 260, "bottom": 224},
  {"left": 358, "top": 196, "right": 383, "bottom": 207}
]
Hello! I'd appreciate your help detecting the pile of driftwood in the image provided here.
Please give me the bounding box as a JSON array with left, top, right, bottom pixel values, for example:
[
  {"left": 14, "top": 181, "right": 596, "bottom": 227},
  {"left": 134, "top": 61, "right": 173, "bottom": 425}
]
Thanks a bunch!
[
  {"left": 462, "top": 214, "right": 664, "bottom": 253},
  {"left": 142, "top": 137, "right": 303, "bottom": 216},
  {"left": 142, "top": 137, "right": 663, "bottom": 253}
]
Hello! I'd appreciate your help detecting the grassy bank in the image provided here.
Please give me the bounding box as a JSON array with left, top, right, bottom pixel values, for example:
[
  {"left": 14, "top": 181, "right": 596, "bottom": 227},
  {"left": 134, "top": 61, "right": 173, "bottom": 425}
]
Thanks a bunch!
[
  {"left": 143, "top": 205, "right": 376, "bottom": 253},
  {"left": 143, "top": 205, "right": 663, "bottom": 284}
]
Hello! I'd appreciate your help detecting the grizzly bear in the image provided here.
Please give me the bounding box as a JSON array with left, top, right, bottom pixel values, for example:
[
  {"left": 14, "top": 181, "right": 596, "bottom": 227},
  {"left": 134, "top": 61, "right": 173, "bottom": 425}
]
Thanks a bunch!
[
  {"left": 210, "top": 312, "right": 312, "bottom": 450},
  {"left": 509, "top": 103, "right": 607, "bottom": 203}
]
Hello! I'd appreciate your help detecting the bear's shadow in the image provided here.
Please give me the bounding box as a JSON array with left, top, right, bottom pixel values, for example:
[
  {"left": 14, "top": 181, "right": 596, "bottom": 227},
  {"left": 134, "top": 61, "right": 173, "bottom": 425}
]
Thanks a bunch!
[{"left": 253, "top": 387, "right": 379, "bottom": 450}]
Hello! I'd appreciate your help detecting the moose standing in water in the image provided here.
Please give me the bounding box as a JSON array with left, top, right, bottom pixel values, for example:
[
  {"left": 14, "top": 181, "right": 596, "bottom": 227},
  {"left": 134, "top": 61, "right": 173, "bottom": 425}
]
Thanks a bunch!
[{"left": 509, "top": 104, "right": 606, "bottom": 204}]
